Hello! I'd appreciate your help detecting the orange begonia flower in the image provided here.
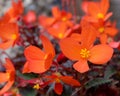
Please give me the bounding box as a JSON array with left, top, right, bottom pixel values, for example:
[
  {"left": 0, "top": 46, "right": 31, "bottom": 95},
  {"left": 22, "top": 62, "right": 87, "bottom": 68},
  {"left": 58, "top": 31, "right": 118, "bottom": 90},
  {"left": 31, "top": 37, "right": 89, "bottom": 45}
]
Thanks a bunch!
[
  {"left": 45, "top": 72, "right": 80, "bottom": 95},
  {"left": 23, "top": 35, "right": 55, "bottom": 73},
  {"left": 47, "top": 22, "right": 70, "bottom": 39},
  {"left": 0, "top": 58, "right": 15, "bottom": 95},
  {"left": 0, "top": 0, "right": 23, "bottom": 23},
  {"left": 83, "top": 0, "right": 112, "bottom": 22},
  {"left": 0, "top": 23, "right": 19, "bottom": 49},
  {"left": 39, "top": 6, "right": 73, "bottom": 28},
  {"left": 92, "top": 21, "right": 118, "bottom": 44},
  {"left": 60, "top": 21, "right": 113, "bottom": 73}
]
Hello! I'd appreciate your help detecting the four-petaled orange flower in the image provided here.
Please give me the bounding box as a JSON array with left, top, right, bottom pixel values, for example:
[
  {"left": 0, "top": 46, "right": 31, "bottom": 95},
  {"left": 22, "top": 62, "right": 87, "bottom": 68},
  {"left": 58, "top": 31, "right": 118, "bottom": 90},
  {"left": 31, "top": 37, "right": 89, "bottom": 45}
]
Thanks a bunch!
[
  {"left": 47, "top": 22, "right": 70, "bottom": 39},
  {"left": 92, "top": 21, "right": 118, "bottom": 44},
  {"left": 60, "top": 21, "right": 113, "bottom": 73},
  {"left": 23, "top": 35, "right": 55, "bottom": 73},
  {"left": 0, "top": 0, "right": 23, "bottom": 23},
  {"left": 39, "top": 6, "right": 73, "bottom": 28},
  {"left": 0, "top": 23, "right": 19, "bottom": 49},
  {"left": 83, "top": 0, "right": 112, "bottom": 22},
  {"left": 45, "top": 72, "right": 80, "bottom": 95},
  {"left": 0, "top": 58, "right": 15, "bottom": 95}
]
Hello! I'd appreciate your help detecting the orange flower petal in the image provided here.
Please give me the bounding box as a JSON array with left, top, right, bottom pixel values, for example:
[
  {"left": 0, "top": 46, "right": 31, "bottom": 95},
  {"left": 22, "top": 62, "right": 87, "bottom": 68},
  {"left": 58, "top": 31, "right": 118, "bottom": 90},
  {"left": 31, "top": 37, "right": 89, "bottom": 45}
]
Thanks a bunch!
[
  {"left": 54, "top": 82, "right": 63, "bottom": 95},
  {"left": 44, "top": 53, "right": 53, "bottom": 70},
  {"left": 4, "top": 58, "right": 14, "bottom": 70},
  {"left": 104, "top": 12, "right": 113, "bottom": 21},
  {"left": 105, "top": 27, "right": 118, "bottom": 37},
  {"left": 59, "top": 38, "right": 81, "bottom": 61},
  {"left": 0, "top": 80, "right": 14, "bottom": 95},
  {"left": 0, "top": 73, "right": 9, "bottom": 83},
  {"left": 6, "top": 0, "right": 23, "bottom": 22},
  {"left": 88, "top": 2, "right": 100, "bottom": 18},
  {"left": 73, "top": 60, "right": 90, "bottom": 73},
  {"left": 40, "top": 35, "right": 55, "bottom": 58},
  {"left": 70, "top": 33, "right": 81, "bottom": 42},
  {"left": 60, "top": 76, "right": 80, "bottom": 86},
  {"left": 0, "top": 23, "right": 19, "bottom": 40},
  {"left": 39, "top": 16, "right": 55, "bottom": 27},
  {"left": 89, "top": 44, "right": 113, "bottom": 64},
  {"left": 24, "top": 45, "right": 45, "bottom": 60},
  {"left": 52, "top": 6, "right": 61, "bottom": 19},
  {"left": 0, "top": 40, "right": 14, "bottom": 50},
  {"left": 23, "top": 60, "right": 47, "bottom": 73},
  {"left": 100, "top": 0, "right": 109, "bottom": 15},
  {"left": 22, "top": 62, "right": 29, "bottom": 73},
  {"left": 99, "top": 34, "right": 107, "bottom": 44},
  {"left": 47, "top": 22, "right": 67, "bottom": 39},
  {"left": 81, "top": 20, "right": 97, "bottom": 48}
]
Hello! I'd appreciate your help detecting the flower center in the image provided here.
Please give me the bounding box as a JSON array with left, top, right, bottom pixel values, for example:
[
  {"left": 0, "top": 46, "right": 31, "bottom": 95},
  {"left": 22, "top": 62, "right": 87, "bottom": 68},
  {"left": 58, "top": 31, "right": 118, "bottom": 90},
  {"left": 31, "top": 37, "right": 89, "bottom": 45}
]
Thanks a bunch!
[
  {"left": 55, "top": 78, "right": 61, "bottom": 83},
  {"left": 80, "top": 48, "right": 90, "bottom": 59},
  {"left": 97, "top": 13, "right": 104, "bottom": 19},
  {"left": 11, "top": 34, "right": 17, "bottom": 40},
  {"left": 98, "top": 27, "right": 104, "bottom": 33},
  {"left": 6, "top": 72, "right": 10, "bottom": 80},
  {"left": 62, "top": 17, "right": 67, "bottom": 22},
  {"left": 44, "top": 54, "right": 49, "bottom": 60},
  {"left": 33, "top": 84, "right": 40, "bottom": 90},
  {"left": 58, "top": 33, "right": 64, "bottom": 39}
]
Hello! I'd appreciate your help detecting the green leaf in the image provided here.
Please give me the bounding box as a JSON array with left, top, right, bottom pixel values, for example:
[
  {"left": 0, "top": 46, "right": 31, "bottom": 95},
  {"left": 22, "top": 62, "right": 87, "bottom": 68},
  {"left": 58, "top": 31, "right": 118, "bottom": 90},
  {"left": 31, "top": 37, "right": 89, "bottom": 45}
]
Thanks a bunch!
[
  {"left": 85, "top": 78, "right": 112, "bottom": 89},
  {"left": 16, "top": 71, "right": 38, "bottom": 80},
  {"left": 19, "top": 87, "right": 37, "bottom": 96},
  {"left": 104, "top": 65, "right": 116, "bottom": 79}
]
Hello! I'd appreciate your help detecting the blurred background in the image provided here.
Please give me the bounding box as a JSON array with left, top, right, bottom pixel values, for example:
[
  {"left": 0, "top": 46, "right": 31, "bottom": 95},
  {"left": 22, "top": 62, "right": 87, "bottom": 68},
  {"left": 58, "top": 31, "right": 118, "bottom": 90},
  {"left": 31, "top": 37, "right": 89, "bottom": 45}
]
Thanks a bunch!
[{"left": 0, "top": 0, "right": 120, "bottom": 24}]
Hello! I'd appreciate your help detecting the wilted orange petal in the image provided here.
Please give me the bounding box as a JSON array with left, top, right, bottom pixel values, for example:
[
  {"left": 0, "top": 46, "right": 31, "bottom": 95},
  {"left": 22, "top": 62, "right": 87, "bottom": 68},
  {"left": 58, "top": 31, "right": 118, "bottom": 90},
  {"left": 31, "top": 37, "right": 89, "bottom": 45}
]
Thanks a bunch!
[
  {"left": 73, "top": 60, "right": 90, "bottom": 73},
  {"left": 40, "top": 35, "right": 55, "bottom": 58},
  {"left": 89, "top": 44, "right": 113, "bottom": 64},
  {"left": 60, "top": 76, "right": 80, "bottom": 86},
  {"left": 59, "top": 38, "right": 81, "bottom": 60},
  {"left": 109, "top": 41, "right": 120, "bottom": 48},
  {"left": 54, "top": 83, "right": 63, "bottom": 95},
  {"left": 24, "top": 45, "right": 45, "bottom": 60}
]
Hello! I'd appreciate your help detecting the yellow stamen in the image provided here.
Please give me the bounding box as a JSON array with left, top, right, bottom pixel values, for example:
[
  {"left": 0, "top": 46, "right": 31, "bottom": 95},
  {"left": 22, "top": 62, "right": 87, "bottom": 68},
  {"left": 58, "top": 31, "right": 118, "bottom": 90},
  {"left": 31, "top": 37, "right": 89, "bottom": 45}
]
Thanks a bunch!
[
  {"left": 11, "top": 34, "right": 17, "bottom": 40},
  {"left": 55, "top": 78, "right": 61, "bottom": 83},
  {"left": 62, "top": 17, "right": 67, "bottom": 22},
  {"left": 58, "top": 33, "right": 63, "bottom": 39},
  {"left": 44, "top": 54, "right": 48, "bottom": 59},
  {"left": 33, "top": 84, "right": 40, "bottom": 90},
  {"left": 6, "top": 72, "right": 10, "bottom": 80},
  {"left": 55, "top": 72, "right": 61, "bottom": 77},
  {"left": 97, "top": 13, "right": 104, "bottom": 19},
  {"left": 98, "top": 27, "right": 104, "bottom": 33},
  {"left": 80, "top": 48, "right": 90, "bottom": 59}
]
